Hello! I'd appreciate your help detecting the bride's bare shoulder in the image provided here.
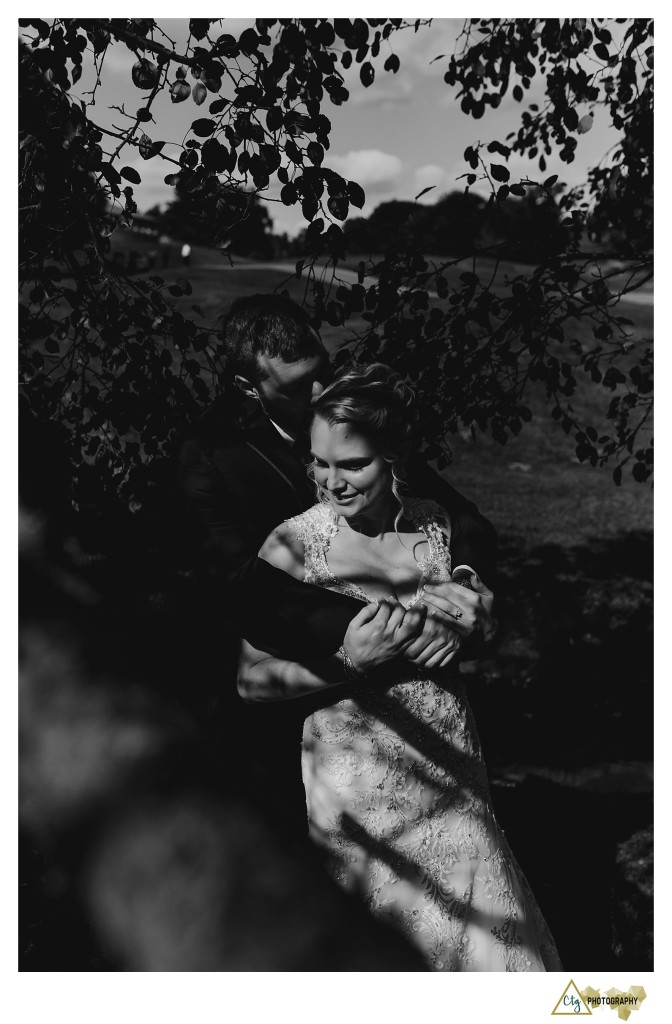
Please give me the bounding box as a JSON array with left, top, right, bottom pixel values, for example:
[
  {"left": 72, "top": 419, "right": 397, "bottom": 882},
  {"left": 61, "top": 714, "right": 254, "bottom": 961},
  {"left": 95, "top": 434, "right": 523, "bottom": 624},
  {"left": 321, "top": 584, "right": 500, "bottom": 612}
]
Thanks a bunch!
[
  {"left": 258, "top": 521, "right": 305, "bottom": 581},
  {"left": 258, "top": 504, "right": 335, "bottom": 581}
]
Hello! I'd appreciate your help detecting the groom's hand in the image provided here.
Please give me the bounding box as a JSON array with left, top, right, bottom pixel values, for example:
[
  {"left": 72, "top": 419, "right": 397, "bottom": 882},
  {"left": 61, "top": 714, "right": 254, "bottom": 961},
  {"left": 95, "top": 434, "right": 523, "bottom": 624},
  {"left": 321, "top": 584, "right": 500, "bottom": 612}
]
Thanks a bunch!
[
  {"left": 418, "top": 574, "right": 497, "bottom": 642},
  {"left": 400, "top": 612, "right": 461, "bottom": 670},
  {"left": 343, "top": 599, "right": 427, "bottom": 676}
]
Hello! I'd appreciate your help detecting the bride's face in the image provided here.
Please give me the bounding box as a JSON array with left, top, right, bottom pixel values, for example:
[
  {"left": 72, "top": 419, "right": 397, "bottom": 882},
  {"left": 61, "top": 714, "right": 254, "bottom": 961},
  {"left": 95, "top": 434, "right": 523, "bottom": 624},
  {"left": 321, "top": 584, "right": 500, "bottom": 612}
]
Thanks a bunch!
[{"left": 310, "top": 416, "right": 393, "bottom": 519}]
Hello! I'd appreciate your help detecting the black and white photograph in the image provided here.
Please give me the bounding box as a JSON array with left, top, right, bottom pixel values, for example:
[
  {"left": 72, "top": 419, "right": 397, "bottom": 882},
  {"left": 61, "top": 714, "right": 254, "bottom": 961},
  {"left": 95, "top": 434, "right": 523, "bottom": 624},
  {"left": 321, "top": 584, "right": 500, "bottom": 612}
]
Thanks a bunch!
[{"left": 18, "top": 13, "right": 653, "bottom": 1007}]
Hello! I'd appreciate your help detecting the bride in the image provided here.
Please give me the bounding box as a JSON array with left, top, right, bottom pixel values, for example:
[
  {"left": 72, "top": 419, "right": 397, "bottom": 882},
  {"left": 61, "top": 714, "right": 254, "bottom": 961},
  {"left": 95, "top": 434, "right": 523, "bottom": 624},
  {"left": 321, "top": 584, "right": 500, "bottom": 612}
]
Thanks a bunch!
[{"left": 238, "top": 364, "right": 562, "bottom": 972}]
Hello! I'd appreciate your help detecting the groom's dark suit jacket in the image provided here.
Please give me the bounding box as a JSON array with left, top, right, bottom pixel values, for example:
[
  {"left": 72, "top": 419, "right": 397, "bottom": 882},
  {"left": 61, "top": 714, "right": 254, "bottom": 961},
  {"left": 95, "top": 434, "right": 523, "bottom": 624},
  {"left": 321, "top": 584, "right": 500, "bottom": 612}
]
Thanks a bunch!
[{"left": 178, "top": 392, "right": 497, "bottom": 663}]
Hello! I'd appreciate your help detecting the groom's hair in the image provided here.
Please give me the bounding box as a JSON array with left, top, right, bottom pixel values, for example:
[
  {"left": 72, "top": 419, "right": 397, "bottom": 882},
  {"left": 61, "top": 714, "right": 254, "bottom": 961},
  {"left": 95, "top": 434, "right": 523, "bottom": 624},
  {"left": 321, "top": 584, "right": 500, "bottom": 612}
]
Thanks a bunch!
[{"left": 221, "top": 294, "right": 322, "bottom": 384}]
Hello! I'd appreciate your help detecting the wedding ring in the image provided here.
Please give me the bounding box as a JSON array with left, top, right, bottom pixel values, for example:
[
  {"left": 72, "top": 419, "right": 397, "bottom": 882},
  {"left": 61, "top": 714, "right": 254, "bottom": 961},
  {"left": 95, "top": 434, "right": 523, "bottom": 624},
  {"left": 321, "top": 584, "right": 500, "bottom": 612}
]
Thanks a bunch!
[{"left": 454, "top": 608, "right": 463, "bottom": 620}]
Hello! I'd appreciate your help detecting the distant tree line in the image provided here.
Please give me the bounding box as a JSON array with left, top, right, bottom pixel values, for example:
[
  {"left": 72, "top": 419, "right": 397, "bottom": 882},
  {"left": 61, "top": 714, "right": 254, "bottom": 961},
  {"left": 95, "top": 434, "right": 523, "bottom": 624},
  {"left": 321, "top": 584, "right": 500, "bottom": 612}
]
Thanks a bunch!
[
  {"left": 144, "top": 184, "right": 619, "bottom": 265},
  {"left": 292, "top": 187, "right": 569, "bottom": 262},
  {"left": 145, "top": 185, "right": 572, "bottom": 264},
  {"left": 145, "top": 190, "right": 275, "bottom": 259}
]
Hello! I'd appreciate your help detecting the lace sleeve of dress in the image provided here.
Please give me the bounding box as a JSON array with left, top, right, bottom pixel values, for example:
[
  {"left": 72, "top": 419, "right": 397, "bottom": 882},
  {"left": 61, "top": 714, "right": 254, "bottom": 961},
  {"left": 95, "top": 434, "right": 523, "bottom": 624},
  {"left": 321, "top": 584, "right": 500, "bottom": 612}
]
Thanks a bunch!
[
  {"left": 283, "top": 504, "right": 338, "bottom": 586},
  {"left": 404, "top": 497, "right": 453, "bottom": 583}
]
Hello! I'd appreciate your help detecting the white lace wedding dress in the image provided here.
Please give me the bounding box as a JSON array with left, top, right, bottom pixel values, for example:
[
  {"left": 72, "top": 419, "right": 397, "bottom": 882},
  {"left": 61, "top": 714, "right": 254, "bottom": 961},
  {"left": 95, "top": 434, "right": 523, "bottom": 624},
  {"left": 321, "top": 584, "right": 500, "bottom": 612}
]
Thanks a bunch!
[{"left": 285, "top": 498, "right": 562, "bottom": 972}]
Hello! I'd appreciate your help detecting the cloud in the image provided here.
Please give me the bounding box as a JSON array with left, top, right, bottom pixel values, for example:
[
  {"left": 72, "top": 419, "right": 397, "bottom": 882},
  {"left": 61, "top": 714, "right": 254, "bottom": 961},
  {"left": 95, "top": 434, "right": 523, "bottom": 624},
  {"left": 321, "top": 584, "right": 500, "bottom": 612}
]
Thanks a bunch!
[
  {"left": 262, "top": 150, "right": 404, "bottom": 237},
  {"left": 325, "top": 150, "right": 403, "bottom": 192},
  {"left": 413, "top": 164, "right": 454, "bottom": 202},
  {"left": 263, "top": 200, "right": 304, "bottom": 239}
]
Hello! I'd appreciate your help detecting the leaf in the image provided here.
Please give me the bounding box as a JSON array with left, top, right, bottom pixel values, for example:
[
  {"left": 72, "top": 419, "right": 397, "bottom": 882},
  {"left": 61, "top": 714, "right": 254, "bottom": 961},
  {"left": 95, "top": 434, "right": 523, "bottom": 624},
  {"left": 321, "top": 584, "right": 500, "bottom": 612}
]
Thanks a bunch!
[
  {"left": 171, "top": 80, "right": 191, "bottom": 103},
  {"left": 131, "top": 58, "right": 159, "bottom": 90},
  {"left": 266, "top": 106, "right": 283, "bottom": 132},
  {"left": 101, "top": 163, "right": 121, "bottom": 184},
  {"left": 415, "top": 185, "right": 435, "bottom": 200},
  {"left": 307, "top": 141, "right": 324, "bottom": 166},
  {"left": 577, "top": 113, "right": 594, "bottom": 134},
  {"left": 360, "top": 62, "right": 375, "bottom": 87},
  {"left": 280, "top": 182, "right": 298, "bottom": 206},
  {"left": 327, "top": 195, "right": 349, "bottom": 220},
  {"left": 192, "top": 82, "right": 207, "bottom": 105},
  {"left": 348, "top": 181, "right": 365, "bottom": 208},
  {"left": 191, "top": 118, "right": 217, "bottom": 137},
  {"left": 201, "top": 138, "right": 229, "bottom": 172},
  {"left": 189, "top": 18, "right": 211, "bottom": 40},
  {"left": 544, "top": 174, "right": 558, "bottom": 189},
  {"left": 384, "top": 54, "right": 400, "bottom": 73},
  {"left": 490, "top": 163, "right": 510, "bottom": 183},
  {"left": 563, "top": 107, "right": 579, "bottom": 131},
  {"left": 139, "top": 135, "right": 164, "bottom": 160},
  {"left": 239, "top": 27, "right": 260, "bottom": 53},
  {"left": 120, "top": 166, "right": 141, "bottom": 184}
]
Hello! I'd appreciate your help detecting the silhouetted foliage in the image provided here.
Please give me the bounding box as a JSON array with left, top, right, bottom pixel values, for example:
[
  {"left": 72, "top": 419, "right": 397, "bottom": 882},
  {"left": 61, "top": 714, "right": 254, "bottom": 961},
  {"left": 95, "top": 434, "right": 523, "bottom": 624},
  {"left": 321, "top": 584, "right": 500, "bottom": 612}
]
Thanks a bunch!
[{"left": 19, "top": 17, "right": 653, "bottom": 529}]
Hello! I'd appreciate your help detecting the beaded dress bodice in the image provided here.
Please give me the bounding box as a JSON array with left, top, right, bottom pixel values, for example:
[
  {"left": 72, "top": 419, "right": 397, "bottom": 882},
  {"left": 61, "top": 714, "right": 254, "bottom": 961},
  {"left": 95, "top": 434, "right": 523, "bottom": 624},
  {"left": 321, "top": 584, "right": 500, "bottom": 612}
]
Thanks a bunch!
[{"left": 286, "top": 497, "right": 453, "bottom": 606}]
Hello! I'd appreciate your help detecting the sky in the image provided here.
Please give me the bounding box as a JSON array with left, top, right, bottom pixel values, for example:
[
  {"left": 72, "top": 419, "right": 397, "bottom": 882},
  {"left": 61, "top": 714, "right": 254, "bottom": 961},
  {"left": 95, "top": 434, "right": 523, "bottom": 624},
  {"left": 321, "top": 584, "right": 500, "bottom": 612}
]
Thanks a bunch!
[{"left": 52, "top": 17, "right": 623, "bottom": 238}]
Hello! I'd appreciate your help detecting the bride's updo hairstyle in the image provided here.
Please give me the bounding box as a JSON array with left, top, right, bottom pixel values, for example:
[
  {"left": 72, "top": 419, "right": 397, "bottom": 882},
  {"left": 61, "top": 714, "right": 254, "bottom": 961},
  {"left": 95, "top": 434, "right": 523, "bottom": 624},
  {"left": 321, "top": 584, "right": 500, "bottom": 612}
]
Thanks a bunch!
[
  {"left": 311, "top": 362, "right": 418, "bottom": 451},
  {"left": 310, "top": 363, "right": 418, "bottom": 521}
]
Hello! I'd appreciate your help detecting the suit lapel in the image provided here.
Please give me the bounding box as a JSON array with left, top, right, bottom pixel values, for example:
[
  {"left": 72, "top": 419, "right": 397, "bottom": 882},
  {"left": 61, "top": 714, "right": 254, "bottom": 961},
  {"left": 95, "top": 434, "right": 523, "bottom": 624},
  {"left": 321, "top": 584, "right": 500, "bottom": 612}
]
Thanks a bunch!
[
  {"left": 243, "top": 410, "right": 314, "bottom": 509},
  {"left": 199, "top": 395, "right": 313, "bottom": 510}
]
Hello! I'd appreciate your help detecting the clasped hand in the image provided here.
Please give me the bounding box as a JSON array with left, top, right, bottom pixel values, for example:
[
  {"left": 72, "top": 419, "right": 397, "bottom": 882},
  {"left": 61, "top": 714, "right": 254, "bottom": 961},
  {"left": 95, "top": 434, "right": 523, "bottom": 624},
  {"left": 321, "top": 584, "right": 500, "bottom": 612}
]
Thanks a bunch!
[
  {"left": 343, "top": 597, "right": 460, "bottom": 675},
  {"left": 417, "top": 573, "right": 497, "bottom": 643},
  {"left": 342, "top": 574, "right": 496, "bottom": 678}
]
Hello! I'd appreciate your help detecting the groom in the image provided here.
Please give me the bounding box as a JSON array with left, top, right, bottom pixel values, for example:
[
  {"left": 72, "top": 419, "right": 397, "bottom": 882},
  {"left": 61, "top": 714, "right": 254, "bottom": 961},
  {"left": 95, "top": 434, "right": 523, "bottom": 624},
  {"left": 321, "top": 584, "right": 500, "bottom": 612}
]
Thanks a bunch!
[{"left": 178, "top": 293, "right": 497, "bottom": 669}]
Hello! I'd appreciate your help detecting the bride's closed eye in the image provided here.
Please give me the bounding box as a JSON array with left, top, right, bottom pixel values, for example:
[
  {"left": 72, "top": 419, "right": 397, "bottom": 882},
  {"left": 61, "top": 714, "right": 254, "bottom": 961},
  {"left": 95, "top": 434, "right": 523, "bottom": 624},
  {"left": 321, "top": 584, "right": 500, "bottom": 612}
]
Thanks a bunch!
[{"left": 310, "top": 456, "right": 372, "bottom": 471}]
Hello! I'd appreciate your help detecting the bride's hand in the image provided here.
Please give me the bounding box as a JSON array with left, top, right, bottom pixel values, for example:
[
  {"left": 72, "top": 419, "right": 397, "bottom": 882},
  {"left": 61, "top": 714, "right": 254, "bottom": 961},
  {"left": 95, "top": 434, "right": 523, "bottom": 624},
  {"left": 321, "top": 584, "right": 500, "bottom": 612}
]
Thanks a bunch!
[
  {"left": 418, "top": 574, "right": 497, "bottom": 642},
  {"left": 343, "top": 599, "right": 426, "bottom": 676}
]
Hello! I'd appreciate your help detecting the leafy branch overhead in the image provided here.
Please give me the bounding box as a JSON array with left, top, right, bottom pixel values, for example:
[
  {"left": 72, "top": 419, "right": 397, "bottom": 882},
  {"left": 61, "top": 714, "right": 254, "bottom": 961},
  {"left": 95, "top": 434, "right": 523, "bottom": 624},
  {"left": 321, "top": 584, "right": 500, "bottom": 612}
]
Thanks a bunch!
[{"left": 19, "top": 17, "right": 652, "bottom": 517}]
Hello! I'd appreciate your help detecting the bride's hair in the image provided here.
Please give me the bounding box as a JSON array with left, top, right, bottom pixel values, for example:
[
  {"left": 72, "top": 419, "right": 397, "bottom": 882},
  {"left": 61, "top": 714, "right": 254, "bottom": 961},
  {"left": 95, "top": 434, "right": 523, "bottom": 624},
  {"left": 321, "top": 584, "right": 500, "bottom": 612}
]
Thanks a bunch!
[{"left": 309, "top": 363, "right": 418, "bottom": 526}]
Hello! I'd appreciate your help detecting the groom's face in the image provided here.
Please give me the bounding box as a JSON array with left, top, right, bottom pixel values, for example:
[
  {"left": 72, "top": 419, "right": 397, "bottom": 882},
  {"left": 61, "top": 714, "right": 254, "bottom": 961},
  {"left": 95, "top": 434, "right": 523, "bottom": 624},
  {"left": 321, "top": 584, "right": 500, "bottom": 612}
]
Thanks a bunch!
[{"left": 253, "top": 346, "right": 331, "bottom": 433}]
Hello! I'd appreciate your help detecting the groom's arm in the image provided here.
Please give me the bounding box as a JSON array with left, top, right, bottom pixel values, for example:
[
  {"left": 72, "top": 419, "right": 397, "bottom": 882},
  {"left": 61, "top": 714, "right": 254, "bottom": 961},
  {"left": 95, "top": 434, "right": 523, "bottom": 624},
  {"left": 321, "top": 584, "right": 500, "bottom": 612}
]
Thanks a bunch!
[
  {"left": 232, "top": 558, "right": 360, "bottom": 661},
  {"left": 177, "top": 436, "right": 359, "bottom": 660}
]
